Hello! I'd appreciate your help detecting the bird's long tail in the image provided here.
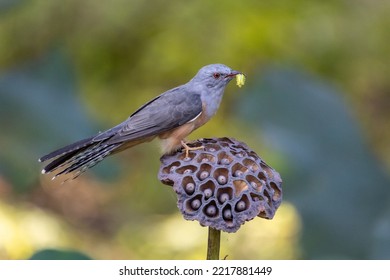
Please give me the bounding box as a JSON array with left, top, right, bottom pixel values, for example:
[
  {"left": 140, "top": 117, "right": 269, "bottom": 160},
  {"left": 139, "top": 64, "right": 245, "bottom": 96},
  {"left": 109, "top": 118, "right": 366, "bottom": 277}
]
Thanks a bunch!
[{"left": 39, "top": 137, "right": 122, "bottom": 181}]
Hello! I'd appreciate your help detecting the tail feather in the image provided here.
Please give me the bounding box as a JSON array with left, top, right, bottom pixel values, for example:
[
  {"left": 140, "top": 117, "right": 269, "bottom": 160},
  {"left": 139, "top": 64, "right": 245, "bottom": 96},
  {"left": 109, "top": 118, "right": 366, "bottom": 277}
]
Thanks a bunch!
[
  {"left": 41, "top": 146, "right": 89, "bottom": 174},
  {"left": 40, "top": 137, "right": 122, "bottom": 179},
  {"left": 39, "top": 124, "right": 153, "bottom": 180},
  {"left": 51, "top": 143, "right": 121, "bottom": 180},
  {"left": 39, "top": 136, "right": 95, "bottom": 163}
]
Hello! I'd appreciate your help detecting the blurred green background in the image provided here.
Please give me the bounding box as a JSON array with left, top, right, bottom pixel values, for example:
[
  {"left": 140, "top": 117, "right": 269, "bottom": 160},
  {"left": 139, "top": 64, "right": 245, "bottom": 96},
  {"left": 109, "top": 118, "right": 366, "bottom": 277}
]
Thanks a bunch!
[{"left": 1, "top": 0, "right": 389, "bottom": 260}]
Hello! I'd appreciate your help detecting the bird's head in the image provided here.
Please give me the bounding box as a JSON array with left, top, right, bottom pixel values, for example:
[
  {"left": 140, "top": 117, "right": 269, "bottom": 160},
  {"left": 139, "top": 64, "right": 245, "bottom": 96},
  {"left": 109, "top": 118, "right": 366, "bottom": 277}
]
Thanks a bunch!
[{"left": 190, "top": 64, "right": 242, "bottom": 90}]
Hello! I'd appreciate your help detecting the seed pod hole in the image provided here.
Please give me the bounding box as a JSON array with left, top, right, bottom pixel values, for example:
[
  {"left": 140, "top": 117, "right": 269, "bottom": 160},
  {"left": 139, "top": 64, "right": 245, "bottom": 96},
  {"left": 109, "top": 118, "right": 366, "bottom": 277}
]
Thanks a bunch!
[
  {"left": 263, "top": 189, "right": 272, "bottom": 206},
  {"left": 231, "top": 144, "right": 245, "bottom": 151},
  {"left": 206, "top": 144, "right": 221, "bottom": 153},
  {"left": 260, "top": 162, "right": 275, "bottom": 179},
  {"left": 178, "top": 151, "right": 196, "bottom": 161},
  {"left": 181, "top": 176, "right": 196, "bottom": 195},
  {"left": 233, "top": 180, "right": 249, "bottom": 196},
  {"left": 196, "top": 153, "right": 217, "bottom": 164},
  {"left": 213, "top": 168, "right": 229, "bottom": 185},
  {"left": 162, "top": 161, "right": 181, "bottom": 174},
  {"left": 258, "top": 171, "right": 267, "bottom": 181},
  {"left": 258, "top": 211, "right": 268, "bottom": 219},
  {"left": 220, "top": 137, "right": 235, "bottom": 144},
  {"left": 160, "top": 177, "right": 174, "bottom": 186},
  {"left": 270, "top": 181, "right": 282, "bottom": 201},
  {"left": 250, "top": 192, "right": 264, "bottom": 202},
  {"left": 247, "top": 151, "right": 258, "bottom": 158},
  {"left": 203, "top": 138, "right": 218, "bottom": 144},
  {"left": 185, "top": 195, "right": 203, "bottom": 212},
  {"left": 216, "top": 187, "right": 233, "bottom": 204},
  {"left": 176, "top": 165, "right": 198, "bottom": 174},
  {"left": 222, "top": 204, "right": 233, "bottom": 221},
  {"left": 231, "top": 150, "right": 245, "bottom": 158},
  {"left": 196, "top": 163, "right": 212, "bottom": 181},
  {"left": 246, "top": 175, "right": 262, "bottom": 191},
  {"left": 203, "top": 201, "right": 219, "bottom": 218},
  {"left": 235, "top": 195, "right": 250, "bottom": 212},
  {"left": 257, "top": 204, "right": 269, "bottom": 219},
  {"left": 199, "top": 180, "right": 216, "bottom": 200},
  {"left": 232, "top": 163, "right": 248, "bottom": 177},
  {"left": 243, "top": 158, "right": 259, "bottom": 172},
  {"left": 217, "top": 151, "right": 233, "bottom": 165}
]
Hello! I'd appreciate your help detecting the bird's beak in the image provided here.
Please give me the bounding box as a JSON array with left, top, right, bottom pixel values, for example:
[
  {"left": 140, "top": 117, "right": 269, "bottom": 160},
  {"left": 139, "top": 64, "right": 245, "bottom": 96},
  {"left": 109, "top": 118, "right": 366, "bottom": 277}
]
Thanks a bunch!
[{"left": 226, "top": 70, "right": 242, "bottom": 78}]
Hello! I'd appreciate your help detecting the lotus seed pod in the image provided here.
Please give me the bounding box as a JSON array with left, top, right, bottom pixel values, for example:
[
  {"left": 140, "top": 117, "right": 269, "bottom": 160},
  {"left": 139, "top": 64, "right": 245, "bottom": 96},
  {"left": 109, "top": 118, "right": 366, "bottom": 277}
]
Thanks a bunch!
[{"left": 158, "top": 137, "right": 283, "bottom": 233}]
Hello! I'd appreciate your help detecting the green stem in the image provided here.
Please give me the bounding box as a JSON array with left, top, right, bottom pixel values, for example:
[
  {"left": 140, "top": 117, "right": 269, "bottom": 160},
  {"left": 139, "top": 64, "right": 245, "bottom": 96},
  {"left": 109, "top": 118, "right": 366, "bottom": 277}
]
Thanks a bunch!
[{"left": 206, "top": 227, "right": 221, "bottom": 260}]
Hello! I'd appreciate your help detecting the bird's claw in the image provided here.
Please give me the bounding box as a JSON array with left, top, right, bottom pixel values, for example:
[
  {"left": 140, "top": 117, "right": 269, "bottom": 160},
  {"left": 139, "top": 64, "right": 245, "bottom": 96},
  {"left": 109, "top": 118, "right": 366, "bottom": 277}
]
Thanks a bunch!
[{"left": 181, "top": 140, "right": 204, "bottom": 158}]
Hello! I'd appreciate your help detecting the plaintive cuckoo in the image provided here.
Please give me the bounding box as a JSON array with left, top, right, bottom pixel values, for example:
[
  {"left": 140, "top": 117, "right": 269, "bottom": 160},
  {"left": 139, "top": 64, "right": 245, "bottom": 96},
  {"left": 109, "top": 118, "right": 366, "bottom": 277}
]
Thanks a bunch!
[{"left": 39, "top": 64, "right": 242, "bottom": 179}]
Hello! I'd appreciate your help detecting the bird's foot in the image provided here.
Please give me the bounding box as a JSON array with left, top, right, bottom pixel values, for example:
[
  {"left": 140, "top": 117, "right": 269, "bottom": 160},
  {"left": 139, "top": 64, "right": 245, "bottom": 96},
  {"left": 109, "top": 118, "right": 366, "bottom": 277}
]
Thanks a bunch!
[{"left": 181, "top": 140, "right": 204, "bottom": 158}]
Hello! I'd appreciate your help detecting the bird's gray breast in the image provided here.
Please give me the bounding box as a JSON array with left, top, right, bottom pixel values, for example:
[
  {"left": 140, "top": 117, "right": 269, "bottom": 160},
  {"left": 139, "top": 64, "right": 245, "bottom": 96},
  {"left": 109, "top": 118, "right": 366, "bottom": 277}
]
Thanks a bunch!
[{"left": 201, "top": 88, "right": 225, "bottom": 119}]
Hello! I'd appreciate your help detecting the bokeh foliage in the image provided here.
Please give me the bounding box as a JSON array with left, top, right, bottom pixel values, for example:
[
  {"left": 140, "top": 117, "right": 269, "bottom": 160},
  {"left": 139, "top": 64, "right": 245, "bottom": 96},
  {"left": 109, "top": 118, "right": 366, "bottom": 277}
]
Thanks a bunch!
[{"left": 0, "top": 0, "right": 389, "bottom": 259}]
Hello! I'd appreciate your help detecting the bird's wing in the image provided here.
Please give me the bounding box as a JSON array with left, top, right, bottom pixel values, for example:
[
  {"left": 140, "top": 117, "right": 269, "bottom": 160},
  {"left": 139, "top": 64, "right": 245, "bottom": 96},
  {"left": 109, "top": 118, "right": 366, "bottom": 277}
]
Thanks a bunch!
[{"left": 104, "top": 88, "right": 203, "bottom": 144}]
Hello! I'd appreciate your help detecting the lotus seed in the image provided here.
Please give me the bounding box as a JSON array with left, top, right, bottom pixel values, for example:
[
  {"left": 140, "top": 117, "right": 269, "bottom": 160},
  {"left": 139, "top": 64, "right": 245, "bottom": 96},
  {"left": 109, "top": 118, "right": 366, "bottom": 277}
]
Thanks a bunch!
[
  {"left": 199, "top": 171, "right": 209, "bottom": 180},
  {"left": 219, "top": 193, "right": 230, "bottom": 204},
  {"left": 191, "top": 199, "right": 201, "bottom": 210},
  {"left": 185, "top": 183, "right": 195, "bottom": 194},
  {"left": 236, "top": 200, "right": 246, "bottom": 212},
  {"left": 206, "top": 205, "right": 217, "bottom": 216},
  {"left": 217, "top": 175, "right": 227, "bottom": 185},
  {"left": 223, "top": 209, "right": 232, "bottom": 220},
  {"left": 203, "top": 188, "right": 213, "bottom": 198}
]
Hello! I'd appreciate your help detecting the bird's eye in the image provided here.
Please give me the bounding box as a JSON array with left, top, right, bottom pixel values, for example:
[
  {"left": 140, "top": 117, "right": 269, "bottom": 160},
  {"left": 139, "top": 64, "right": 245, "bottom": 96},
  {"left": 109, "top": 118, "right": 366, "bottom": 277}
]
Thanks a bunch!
[{"left": 213, "top": 72, "right": 221, "bottom": 79}]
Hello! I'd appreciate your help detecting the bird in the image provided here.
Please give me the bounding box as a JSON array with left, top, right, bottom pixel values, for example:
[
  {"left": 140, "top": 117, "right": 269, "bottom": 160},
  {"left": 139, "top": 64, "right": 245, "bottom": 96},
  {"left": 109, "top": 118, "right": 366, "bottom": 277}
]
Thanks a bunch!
[{"left": 39, "top": 64, "right": 242, "bottom": 180}]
